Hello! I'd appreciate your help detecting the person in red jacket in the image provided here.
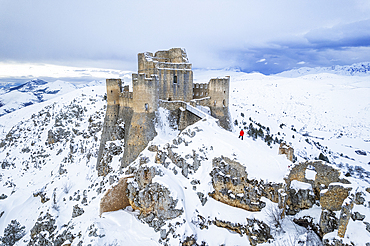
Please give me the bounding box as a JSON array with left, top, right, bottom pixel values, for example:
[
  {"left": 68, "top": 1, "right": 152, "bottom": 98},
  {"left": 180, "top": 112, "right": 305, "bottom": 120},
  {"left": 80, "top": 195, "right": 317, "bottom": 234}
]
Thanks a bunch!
[{"left": 239, "top": 129, "right": 244, "bottom": 140}]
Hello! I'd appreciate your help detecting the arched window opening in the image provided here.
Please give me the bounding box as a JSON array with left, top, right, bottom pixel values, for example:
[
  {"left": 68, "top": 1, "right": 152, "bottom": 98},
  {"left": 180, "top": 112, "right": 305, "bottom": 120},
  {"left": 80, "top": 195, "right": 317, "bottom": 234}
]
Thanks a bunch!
[
  {"left": 111, "top": 90, "right": 113, "bottom": 94},
  {"left": 145, "top": 103, "right": 149, "bottom": 111},
  {"left": 174, "top": 75, "right": 177, "bottom": 84},
  {"left": 223, "top": 99, "right": 226, "bottom": 107},
  {"left": 214, "top": 100, "right": 217, "bottom": 106}
]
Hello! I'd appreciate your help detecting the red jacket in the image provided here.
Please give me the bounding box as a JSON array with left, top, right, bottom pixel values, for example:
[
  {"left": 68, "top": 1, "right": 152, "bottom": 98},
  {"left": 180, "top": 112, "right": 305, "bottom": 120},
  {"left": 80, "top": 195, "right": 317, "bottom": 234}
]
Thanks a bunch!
[{"left": 240, "top": 130, "right": 244, "bottom": 136}]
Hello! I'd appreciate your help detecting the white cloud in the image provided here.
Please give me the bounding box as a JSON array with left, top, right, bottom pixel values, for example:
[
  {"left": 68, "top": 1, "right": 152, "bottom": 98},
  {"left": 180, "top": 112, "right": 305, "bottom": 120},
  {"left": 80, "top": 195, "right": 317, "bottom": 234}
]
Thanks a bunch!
[
  {"left": 0, "top": 62, "right": 132, "bottom": 83},
  {"left": 0, "top": 0, "right": 369, "bottom": 74}
]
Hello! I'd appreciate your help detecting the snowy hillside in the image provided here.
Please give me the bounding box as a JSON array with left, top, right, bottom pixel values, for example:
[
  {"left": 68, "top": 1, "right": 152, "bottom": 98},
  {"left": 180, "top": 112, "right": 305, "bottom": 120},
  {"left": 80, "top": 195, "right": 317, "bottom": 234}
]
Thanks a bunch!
[
  {"left": 0, "top": 79, "right": 77, "bottom": 117},
  {"left": 229, "top": 72, "right": 370, "bottom": 178},
  {"left": 0, "top": 70, "right": 370, "bottom": 245},
  {"left": 277, "top": 62, "right": 370, "bottom": 77}
]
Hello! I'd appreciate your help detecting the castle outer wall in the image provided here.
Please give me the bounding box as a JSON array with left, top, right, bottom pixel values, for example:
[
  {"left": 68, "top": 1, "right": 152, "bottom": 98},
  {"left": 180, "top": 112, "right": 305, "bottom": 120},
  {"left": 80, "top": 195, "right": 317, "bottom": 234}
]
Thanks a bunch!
[{"left": 97, "top": 48, "right": 231, "bottom": 176}]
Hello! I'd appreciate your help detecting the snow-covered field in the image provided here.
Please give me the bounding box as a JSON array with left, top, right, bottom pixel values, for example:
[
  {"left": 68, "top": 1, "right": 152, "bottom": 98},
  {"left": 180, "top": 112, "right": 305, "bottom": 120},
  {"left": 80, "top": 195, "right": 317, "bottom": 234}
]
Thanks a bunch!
[
  {"left": 229, "top": 72, "right": 370, "bottom": 174},
  {"left": 0, "top": 68, "right": 369, "bottom": 245}
]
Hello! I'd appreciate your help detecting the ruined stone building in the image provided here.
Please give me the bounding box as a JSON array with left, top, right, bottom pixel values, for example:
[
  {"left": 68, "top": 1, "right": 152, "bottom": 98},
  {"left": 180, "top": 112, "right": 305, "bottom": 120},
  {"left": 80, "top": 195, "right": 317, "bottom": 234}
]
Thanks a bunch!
[{"left": 97, "top": 48, "right": 230, "bottom": 176}]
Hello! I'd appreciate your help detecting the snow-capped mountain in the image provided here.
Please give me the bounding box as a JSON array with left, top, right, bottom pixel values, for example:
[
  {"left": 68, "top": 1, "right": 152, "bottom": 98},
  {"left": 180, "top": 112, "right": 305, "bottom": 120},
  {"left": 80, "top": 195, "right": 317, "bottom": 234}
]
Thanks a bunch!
[
  {"left": 0, "top": 70, "right": 369, "bottom": 245},
  {"left": 0, "top": 79, "right": 77, "bottom": 117},
  {"left": 277, "top": 62, "right": 370, "bottom": 77}
]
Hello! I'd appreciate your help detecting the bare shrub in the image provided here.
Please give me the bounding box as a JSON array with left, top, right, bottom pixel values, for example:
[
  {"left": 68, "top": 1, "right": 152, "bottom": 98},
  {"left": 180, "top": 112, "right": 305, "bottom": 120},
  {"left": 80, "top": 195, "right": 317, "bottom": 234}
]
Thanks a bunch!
[
  {"left": 264, "top": 204, "right": 284, "bottom": 232},
  {"left": 63, "top": 182, "right": 72, "bottom": 194}
]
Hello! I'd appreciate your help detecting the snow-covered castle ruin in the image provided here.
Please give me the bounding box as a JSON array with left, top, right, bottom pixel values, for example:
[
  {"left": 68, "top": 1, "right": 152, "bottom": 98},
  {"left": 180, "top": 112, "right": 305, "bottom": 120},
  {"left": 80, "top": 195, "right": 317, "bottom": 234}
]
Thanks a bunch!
[{"left": 97, "top": 48, "right": 231, "bottom": 176}]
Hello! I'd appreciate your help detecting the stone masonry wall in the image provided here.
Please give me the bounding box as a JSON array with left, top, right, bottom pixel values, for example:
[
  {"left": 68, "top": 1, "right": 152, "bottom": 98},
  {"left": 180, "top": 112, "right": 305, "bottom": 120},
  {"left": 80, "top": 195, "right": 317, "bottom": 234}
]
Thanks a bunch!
[
  {"left": 193, "top": 83, "right": 208, "bottom": 99},
  {"left": 106, "top": 79, "right": 122, "bottom": 106},
  {"left": 121, "top": 112, "right": 157, "bottom": 168},
  {"left": 157, "top": 67, "right": 193, "bottom": 102},
  {"left": 208, "top": 77, "right": 230, "bottom": 108},
  {"left": 283, "top": 161, "right": 361, "bottom": 239},
  {"left": 132, "top": 73, "right": 158, "bottom": 113}
]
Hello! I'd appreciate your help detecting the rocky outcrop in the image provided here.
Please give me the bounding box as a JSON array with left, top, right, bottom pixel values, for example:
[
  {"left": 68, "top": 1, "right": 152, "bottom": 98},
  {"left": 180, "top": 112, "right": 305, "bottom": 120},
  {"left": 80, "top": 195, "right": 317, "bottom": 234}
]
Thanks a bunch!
[
  {"left": 29, "top": 212, "right": 75, "bottom": 246},
  {"left": 96, "top": 105, "right": 127, "bottom": 176},
  {"left": 72, "top": 205, "right": 85, "bottom": 218},
  {"left": 351, "top": 211, "right": 365, "bottom": 221},
  {"left": 323, "top": 238, "right": 357, "bottom": 246},
  {"left": 154, "top": 128, "right": 204, "bottom": 178},
  {"left": 212, "top": 218, "right": 272, "bottom": 246},
  {"left": 285, "top": 181, "right": 316, "bottom": 215},
  {"left": 33, "top": 190, "right": 50, "bottom": 204},
  {"left": 209, "top": 156, "right": 284, "bottom": 212},
  {"left": 278, "top": 143, "right": 294, "bottom": 162},
  {"left": 320, "top": 210, "right": 338, "bottom": 236},
  {"left": 293, "top": 216, "right": 322, "bottom": 239},
  {"left": 246, "top": 218, "right": 273, "bottom": 245},
  {"left": 97, "top": 141, "right": 123, "bottom": 177},
  {"left": 126, "top": 165, "right": 183, "bottom": 230},
  {"left": 98, "top": 164, "right": 183, "bottom": 233}
]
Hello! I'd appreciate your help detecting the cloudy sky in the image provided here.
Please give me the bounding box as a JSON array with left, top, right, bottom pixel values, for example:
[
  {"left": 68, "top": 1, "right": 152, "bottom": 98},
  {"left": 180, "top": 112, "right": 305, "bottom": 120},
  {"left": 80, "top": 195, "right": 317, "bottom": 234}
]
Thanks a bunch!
[{"left": 1, "top": 0, "right": 370, "bottom": 75}]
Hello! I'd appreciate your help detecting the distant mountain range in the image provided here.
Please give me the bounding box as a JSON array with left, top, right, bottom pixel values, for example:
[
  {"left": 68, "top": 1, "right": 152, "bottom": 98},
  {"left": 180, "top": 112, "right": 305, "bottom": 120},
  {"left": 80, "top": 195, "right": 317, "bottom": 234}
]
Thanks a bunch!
[
  {"left": 277, "top": 62, "right": 370, "bottom": 77},
  {"left": 0, "top": 79, "right": 76, "bottom": 117},
  {"left": 1, "top": 62, "right": 369, "bottom": 117}
]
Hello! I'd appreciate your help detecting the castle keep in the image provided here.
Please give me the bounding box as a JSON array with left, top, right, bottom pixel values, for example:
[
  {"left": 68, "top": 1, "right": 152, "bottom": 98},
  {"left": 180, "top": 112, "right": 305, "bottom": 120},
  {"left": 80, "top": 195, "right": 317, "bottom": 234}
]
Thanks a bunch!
[{"left": 97, "top": 48, "right": 230, "bottom": 176}]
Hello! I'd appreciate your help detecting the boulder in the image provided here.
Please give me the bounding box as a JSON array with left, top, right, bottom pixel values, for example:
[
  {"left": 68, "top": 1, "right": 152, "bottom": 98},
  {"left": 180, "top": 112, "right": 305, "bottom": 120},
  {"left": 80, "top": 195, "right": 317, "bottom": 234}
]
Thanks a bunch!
[
  {"left": 320, "top": 210, "right": 338, "bottom": 236},
  {"left": 99, "top": 176, "right": 132, "bottom": 216}
]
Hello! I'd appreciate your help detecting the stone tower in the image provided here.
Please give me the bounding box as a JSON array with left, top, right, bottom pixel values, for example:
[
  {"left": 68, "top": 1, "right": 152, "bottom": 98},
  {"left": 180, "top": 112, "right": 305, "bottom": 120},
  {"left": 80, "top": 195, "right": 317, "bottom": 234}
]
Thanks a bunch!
[
  {"left": 208, "top": 77, "right": 231, "bottom": 130},
  {"left": 138, "top": 48, "right": 193, "bottom": 102},
  {"left": 122, "top": 74, "right": 159, "bottom": 167}
]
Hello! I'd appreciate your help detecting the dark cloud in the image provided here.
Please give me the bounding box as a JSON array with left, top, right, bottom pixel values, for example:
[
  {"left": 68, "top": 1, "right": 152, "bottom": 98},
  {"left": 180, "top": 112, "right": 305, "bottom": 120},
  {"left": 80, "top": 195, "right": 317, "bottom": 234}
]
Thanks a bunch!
[
  {"left": 305, "top": 19, "right": 370, "bottom": 50},
  {"left": 220, "top": 19, "right": 370, "bottom": 74}
]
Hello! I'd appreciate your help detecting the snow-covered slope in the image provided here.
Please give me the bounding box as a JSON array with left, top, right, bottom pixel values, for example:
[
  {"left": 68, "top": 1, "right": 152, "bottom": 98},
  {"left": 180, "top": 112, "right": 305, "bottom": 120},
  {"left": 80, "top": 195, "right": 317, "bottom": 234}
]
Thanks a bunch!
[
  {"left": 0, "top": 79, "right": 77, "bottom": 117},
  {"left": 0, "top": 70, "right": 369, "bottom": 245},
  {"left": 277, "top": 62, "right": 370, "bottom": 77},
  {"left": 230, "top": 72, "right": 370, "bottom": 178}
]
